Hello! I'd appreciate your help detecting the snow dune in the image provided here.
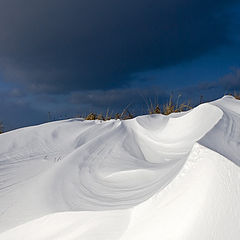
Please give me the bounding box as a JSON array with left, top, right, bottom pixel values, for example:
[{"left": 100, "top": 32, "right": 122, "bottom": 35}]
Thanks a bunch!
[{"left": 0, "top": 96, "right": 239, "bottom": 239}]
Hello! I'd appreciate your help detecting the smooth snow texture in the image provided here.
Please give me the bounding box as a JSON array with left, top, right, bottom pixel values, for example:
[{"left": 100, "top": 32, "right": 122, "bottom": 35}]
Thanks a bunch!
[{"left": 0, "top": 96, "right": 239, "bottom": 240}]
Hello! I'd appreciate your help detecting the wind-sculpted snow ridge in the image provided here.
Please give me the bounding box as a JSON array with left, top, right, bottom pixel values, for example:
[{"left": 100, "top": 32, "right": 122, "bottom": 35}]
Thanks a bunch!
[{"left": 0, "top": 96, "right": 239, "bottom": 240}]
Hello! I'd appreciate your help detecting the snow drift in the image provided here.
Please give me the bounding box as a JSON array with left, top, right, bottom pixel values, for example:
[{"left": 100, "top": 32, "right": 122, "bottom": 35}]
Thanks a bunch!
[{"left": 0, "top": 96, "right": 239, "bottom": 240}]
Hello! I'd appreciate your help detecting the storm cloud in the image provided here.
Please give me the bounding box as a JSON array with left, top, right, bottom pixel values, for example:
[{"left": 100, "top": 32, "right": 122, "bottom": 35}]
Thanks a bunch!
[
  {"left": 219, "top": 67, "right": 240, "bottom": 90},
  {"left": 0, "top": 0, "right": 238, "bottom": 93}
]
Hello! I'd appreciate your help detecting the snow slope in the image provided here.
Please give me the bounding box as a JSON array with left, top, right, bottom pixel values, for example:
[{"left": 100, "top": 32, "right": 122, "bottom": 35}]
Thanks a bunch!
[{"left": 0, "top": 96, "right": 239, "bottom": 240}]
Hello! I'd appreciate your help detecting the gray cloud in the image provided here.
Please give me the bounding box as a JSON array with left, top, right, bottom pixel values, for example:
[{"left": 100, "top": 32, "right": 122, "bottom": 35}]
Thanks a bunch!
[
  {"left": 0, "top": 89, "right": 46, "bottom": 130},
  {"left": 0, "top": 0, "right": 238, "bottom": 93},
  {"left": 197, "top": 67, "right": 240, "bottom": 91},
  {"left": 219, "top": 67, "right": 240, "bottom": 90},
  {"left": 176, "top": 67, "right": 240, "bottom": 104}
]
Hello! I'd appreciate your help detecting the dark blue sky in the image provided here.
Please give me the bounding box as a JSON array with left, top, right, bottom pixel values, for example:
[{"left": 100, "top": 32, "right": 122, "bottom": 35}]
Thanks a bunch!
[{"left": 0, "top": 0, "right": 240, "bottom": 130}]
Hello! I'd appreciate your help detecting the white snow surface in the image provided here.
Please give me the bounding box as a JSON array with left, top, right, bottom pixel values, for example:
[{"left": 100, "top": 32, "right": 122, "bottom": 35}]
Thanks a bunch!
[{"left": 0, "top": 96, "right": 240, "bottom": 240}]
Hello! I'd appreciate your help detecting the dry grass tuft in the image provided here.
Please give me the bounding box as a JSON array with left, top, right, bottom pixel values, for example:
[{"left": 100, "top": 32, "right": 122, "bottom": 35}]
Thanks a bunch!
[
  {"left": 234, "top": 92, "right": 240, "bottom": 100},
  {"left": 122, "top": 110, "right": 134, "bottom": 120},
  {"left": 81, "top": 91, "right": 240, "bottom": 121},
  {"left": 105, "top": 109, "right": 112, "bottom": 120},
  {"left": 84, "top": 104, "right": 135, "bottom": 121},
  {"left": 148, "top": 95, "right": 192, "bottom": 115},
  {"left": 85, "top": 113, "right": 97, "bottom": 120},
  {"left": 83, "top": 95, "right": 193, "bottom": 121},
  {"left": 114, "top": 113, "right": 121, "bottom": 120},
  {"left": 0, "top": 122, "right": 3, "bottom": 134},
  {"left": 97, "top": 114, "right": 105, "bottom": 120}
]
